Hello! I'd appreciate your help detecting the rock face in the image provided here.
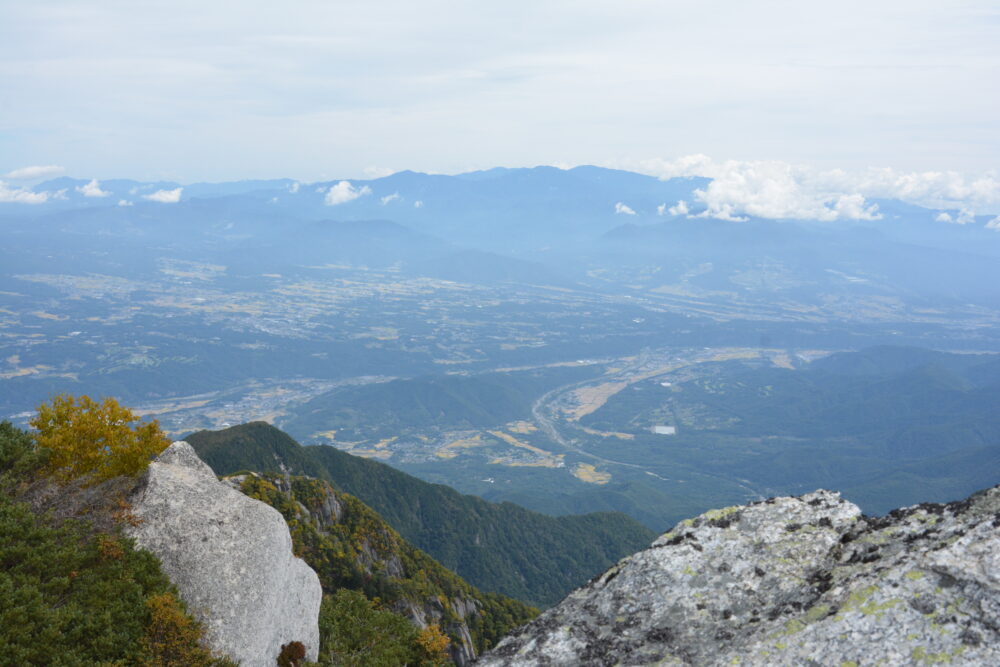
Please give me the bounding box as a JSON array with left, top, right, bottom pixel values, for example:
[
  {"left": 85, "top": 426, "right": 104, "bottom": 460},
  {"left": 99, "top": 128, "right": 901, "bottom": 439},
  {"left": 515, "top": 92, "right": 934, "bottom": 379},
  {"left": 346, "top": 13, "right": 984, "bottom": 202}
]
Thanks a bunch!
[
  {"left": 127, "top": 442, "right": 322, "bottom": 666},
  {"left": 479, "top": 487, "right": 1000, "bottom": 666}
]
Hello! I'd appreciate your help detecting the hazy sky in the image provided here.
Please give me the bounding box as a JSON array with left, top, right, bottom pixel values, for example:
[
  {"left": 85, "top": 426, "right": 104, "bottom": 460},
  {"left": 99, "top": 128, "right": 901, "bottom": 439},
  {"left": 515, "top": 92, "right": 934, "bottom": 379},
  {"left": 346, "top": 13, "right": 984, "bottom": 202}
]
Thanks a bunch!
[{"left": 2, "top": 0, "right": 998, "bottom": 183}]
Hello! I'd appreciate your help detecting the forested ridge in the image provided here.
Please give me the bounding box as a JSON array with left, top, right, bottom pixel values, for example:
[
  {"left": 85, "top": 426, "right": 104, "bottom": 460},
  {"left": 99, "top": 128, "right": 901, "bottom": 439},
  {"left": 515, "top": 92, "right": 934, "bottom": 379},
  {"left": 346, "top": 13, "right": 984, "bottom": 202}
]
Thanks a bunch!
[
  {"left": 188, "top": 421, "right": 655, "bottom": 607},
  {"left": 237, "top": 472, "right": 536, "bottom": 660}
]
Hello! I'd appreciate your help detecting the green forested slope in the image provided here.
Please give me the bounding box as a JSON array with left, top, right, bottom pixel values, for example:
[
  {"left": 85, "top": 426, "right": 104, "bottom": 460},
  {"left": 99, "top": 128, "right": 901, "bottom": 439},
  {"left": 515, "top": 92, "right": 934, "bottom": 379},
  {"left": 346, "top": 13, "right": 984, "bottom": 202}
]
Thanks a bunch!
[
  {"left": 580, "top": 346, "right": 1000, "bottom": 514},
  {"left": 188, "top": 422, "right": 655, "bottom": 607},
  {"left": 236, "top": 472, "right": 536, "bottom": 659}
]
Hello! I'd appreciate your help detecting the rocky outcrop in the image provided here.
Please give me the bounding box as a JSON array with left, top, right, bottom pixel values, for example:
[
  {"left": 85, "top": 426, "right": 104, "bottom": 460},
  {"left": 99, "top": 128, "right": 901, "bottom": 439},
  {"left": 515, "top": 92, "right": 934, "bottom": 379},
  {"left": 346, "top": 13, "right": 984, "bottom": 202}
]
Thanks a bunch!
[
  {"left": 479, "top": 486, "right": 1000, "bottom": 666},
  {"left": 127, "top": 442, "right": 322, "bottom": 666}
]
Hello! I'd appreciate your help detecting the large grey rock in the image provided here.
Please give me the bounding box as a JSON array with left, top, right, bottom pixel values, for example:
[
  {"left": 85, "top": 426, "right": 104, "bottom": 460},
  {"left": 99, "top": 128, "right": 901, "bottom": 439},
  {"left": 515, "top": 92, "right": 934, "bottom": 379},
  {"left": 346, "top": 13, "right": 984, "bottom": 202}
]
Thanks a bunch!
[
  {"left": 478, "top": 487, "right": 1000, "bottom": 666},
  {"left": 127, "top": 441, "right": 322, "bottom": 666}
]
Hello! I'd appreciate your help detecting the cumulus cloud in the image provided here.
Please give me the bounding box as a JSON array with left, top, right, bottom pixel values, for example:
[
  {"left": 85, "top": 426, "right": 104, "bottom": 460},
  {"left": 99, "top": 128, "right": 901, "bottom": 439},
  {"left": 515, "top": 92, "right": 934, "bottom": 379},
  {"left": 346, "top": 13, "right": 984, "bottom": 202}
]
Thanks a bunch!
[
  {"left": 986, "top": 216, "right": 1000, "bottom": 231},
  {"left": 143, "top": 187, "right": 183, "bottom": 203},
  {"left": 614, "top": 202, "right": 636, "bottom": 215},
  {"left": 414, "top": 200, "right": 424, "bottom": 208},
  {"left": 324, "top": 180, "right": 371, "bottom": 206},
  {"left": 287, "top": 182, "right": 300, "bottom": 194},
  {"left": 652, "top": 157, "right": 879, "bottom": 222},
  {"left": 0, "top": 181, "right": 51, "bottom": 204},
  {"left": 955, "top": 209, "right": 976, "bottom": 225},
  {"left": 936, "top": 209, "right": 975, "bottom": 224},
  {"left": 4, "top": 165, "right": 65, "bottom": 180},
  {"left": 667, "top": 200, "right": 690, "bottom": 216},
  {"left": 634, "top": 155, "right": 1000, "bottom": 222},
  {"left": 76, "top": 179, "right": 110, "bottom": 198},
  {"left": 380, "top": 192, "right": 400, "bottom": 205},
  {"left": 118, "top": 199, "right": 133, "bottom": 207}
]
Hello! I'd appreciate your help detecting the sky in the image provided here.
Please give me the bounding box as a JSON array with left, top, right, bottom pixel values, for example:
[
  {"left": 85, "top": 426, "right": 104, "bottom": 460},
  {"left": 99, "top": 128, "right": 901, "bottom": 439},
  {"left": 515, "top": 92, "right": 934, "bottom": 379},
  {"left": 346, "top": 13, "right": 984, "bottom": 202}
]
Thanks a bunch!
[{"left": 1, "top": 0, "right": 998, "bottom": 211}]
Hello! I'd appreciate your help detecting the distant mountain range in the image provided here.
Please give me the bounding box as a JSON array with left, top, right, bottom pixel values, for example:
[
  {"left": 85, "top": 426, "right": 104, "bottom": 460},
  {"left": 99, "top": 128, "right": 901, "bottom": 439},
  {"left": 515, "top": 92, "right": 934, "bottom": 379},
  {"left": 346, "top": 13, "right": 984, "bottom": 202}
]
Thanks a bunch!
[{"left": 6, "top": 165, "right": 999, "bottom": 307}]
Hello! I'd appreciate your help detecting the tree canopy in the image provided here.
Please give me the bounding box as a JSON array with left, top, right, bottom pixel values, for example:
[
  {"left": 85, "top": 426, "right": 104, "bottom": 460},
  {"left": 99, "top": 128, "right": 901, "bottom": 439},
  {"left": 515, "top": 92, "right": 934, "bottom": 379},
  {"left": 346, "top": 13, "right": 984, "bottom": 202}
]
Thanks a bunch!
[{"left": 31, "top": 394, "right": 169, "bottom": 483}]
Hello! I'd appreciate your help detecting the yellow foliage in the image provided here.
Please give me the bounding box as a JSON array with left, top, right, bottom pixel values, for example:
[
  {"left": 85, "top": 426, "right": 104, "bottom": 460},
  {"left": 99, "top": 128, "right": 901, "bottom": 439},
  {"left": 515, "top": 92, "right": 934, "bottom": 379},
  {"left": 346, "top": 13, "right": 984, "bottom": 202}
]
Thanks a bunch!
[
  {"left": 31, "top": 394, "right": 169, "bottom": 484},
  {"left": 96, "top": 533, "right": 125, "bottom": 561},
  {"left": 415, "top": 624, "right": 451, "bottom": 665},
  {"left": 141, "top": 593, "right": 218, "bottom": 667}
]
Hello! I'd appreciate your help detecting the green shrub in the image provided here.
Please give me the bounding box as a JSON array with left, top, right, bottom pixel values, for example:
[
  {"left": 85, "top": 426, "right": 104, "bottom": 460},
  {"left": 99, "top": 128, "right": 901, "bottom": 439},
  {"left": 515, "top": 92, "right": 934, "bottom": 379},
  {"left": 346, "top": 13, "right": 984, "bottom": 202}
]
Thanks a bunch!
[
  {"left": 318, "top": 589, "right": 447, "bottom": 666},
  {"left": 0, "top": 421, "right": 232, "bottom": 666}
]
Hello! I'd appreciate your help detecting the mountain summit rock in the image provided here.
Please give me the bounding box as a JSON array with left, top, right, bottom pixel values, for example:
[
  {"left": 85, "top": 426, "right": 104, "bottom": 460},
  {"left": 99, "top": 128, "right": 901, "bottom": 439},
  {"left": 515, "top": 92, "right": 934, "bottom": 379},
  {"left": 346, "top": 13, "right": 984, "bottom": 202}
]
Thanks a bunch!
[
  {"left": 478, "top": 486, "right": 1000, "bottom": 665},
  {"left": 126, "top": 441, "right": 322, "bottom": 666}
]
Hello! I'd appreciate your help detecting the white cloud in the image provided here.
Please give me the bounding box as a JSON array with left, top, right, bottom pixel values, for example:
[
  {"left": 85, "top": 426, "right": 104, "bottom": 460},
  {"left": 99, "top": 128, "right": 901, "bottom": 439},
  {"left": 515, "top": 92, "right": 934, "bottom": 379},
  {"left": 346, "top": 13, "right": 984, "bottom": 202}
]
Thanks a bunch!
[
  {"left": 143, "top": 187, "right": 183, "bottom": 203},
  {"left": 634, "top": 155, "right": 1000, "bottom": 222},
  {"left": 324, "top": 180, "right": 371, "bottom": 205},
  {"left": 380, "top": 192, "right": 400, "bottom": 205},
  {"left": 287, "top": 182, "right": 300, "bottom": 194},
  {"left": 614, "top": 202, "right": 636, "bottom": 215},
  {"left": 640, "top": 156, "right": 882, "bottom": 222},
  {"left": 4, "top": 165, "right": 65, "bottom": 180},
  {"left": 955, "top": 208, "right": 976, "bottom": 225},
  {"left": 118, "top": 199, "right": 133, "bottom": 207},
  {"left": 76, "top": 179, "right": 110, "bottom": 197},
  {"left": 850, "top": 169, "right": 1000, "bottom": 212},
  {"left": 692, "top": 204, "right": 747, "bottom": 222},
  {"left": 936, "top": 209, "right": 976, "bottom": 224},
  {"left": 363, "top": 166, "right": 395, "bottom": 179},
  {"left": 0, "top": 181, "right": 51, "bottom": 204},
  {"left": 667, "top": 200, "right": 689, "bottom": 216},
  {"left": 986, "top": 216, "right": 1000, "bottom": 231},
  {"left": 413, "top": 200, "right": 424, "bottom": 208},
  {"left": 657, "top": 203, "right": 666, "bottom": 216},
  {"left": 830, "top": 193, "right": 878, "bottom": 220}
]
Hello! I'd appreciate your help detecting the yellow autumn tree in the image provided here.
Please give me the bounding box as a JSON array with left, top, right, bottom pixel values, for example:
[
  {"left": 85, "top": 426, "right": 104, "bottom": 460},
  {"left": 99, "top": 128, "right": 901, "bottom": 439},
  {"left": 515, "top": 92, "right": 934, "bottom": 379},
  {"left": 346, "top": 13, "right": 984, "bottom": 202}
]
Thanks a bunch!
[
  {"left": 31, "top": 394, "right": 169, "bottom": 483},
  {"left": 142, "top": 593, "right": 219, "bottom": 667},
  {"left": 415, "top": 624, "right": 451, "bottom": 665}
]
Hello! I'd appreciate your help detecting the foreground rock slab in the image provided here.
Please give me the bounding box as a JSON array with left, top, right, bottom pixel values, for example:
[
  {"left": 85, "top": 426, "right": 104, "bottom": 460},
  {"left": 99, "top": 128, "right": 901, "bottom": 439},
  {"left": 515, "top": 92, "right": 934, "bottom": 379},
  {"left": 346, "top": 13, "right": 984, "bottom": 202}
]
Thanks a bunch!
[
  {"left": 128, "top": 442, "right": 322, "bottom": 666},
  {"left": 478, "top": 487, "right": 1000, "bottom": 666}
]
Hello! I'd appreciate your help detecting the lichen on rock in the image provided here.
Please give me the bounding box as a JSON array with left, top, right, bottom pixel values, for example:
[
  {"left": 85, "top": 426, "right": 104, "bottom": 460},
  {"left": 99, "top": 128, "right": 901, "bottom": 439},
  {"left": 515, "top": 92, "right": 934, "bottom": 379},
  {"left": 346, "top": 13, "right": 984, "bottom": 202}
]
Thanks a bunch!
[
  {"left": 127, "top": 441, "right": 322, "bottom": 666},
  {"left": 477, "top": 486, "right": 1000, "bottom": 666}
]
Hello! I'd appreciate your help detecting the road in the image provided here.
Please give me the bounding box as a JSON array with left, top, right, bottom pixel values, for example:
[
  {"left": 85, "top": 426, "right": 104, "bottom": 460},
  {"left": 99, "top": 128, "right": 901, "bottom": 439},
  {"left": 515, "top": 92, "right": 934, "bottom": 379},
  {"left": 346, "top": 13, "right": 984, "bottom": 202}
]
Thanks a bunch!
[{"left": 529, "top": 349, "right": 767, "bottom": 502}]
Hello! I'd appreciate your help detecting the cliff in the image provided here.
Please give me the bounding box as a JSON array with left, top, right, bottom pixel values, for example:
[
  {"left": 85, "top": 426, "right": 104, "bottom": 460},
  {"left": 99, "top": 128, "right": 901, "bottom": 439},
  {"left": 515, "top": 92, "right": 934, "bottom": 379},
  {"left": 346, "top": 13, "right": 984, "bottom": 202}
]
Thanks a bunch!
[{"left": 479, "top": 486, "right": 1000, "bottom": 665}]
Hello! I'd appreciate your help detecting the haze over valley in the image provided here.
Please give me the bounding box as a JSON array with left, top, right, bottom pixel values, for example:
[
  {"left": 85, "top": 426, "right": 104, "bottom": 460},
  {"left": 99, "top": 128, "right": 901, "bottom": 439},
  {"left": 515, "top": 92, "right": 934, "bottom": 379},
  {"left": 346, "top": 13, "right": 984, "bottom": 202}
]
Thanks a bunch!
[{"left": 3, "top": 166, "right": 999, "bottom": 530}]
